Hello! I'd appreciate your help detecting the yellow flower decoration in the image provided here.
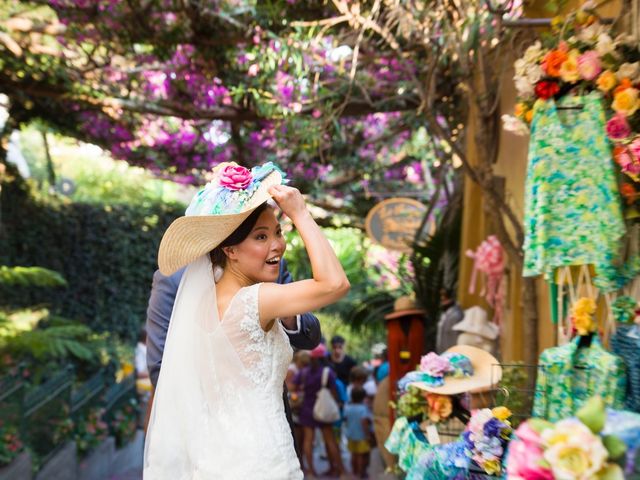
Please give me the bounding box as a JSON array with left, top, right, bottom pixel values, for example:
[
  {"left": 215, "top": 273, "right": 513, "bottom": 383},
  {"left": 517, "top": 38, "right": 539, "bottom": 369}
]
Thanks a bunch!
[
  {"left": 483, "top": 459, "right": 502, "bottom": 475},
  {"left": 514, "top": 103, "right": 527, "bottom": 118},
  {"left": 572, "top": 298, "right": 597, "bottom": 335},
  {"left": 613, "top": 87, "right": 640, "bottom": 117},
  {"left": 492, "top": 406, "right": 512, "bottom": 421},
  {"left": 559, "top": 51, "right": 580, "bottom": 83},
  {"left": 596, "top": 70, "right": 617, "bottom": 92}
]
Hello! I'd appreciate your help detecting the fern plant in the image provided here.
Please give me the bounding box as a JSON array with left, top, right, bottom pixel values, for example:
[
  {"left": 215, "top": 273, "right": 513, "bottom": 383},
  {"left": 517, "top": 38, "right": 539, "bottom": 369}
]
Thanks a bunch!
[
  {"left": 0, "top": 311, "right": 95, "bottom": 363},
  {"left": 0, "top": 266, "right": 67, "bottom": 288}
]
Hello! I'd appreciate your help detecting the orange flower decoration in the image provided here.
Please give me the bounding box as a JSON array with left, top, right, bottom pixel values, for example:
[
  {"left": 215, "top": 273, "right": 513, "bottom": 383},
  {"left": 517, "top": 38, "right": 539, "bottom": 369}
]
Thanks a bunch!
[
  {"left": 615, "top": 78, "right": 633, "bottom": 96},
  {"left": 426, "top": 393, "right": 453, "bottom": 423},
  {"left": 514, "top": 103, "right": 527, "bottom": 118},
  {"left": 543, "top": 49, "right": 569, "bottom": 77},
  {"left": 620, "top": 183, "right": 638, "bottom": 204}
]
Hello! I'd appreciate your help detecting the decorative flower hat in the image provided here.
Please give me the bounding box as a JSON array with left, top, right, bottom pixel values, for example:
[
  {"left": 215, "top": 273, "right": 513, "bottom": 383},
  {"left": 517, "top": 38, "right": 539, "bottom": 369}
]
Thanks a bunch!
[
  {"left": 411, "top": 345, "right": 502, "bottom": 396},
  {"left": 158, "top": 161, "right": 286, "bottom": 276}
]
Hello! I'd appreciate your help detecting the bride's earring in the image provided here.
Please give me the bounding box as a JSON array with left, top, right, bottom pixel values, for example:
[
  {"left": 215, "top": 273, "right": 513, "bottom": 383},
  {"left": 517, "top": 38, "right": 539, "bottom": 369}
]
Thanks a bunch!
[{"left": 213, "top": 265, "right": 224, "bottom": 283}]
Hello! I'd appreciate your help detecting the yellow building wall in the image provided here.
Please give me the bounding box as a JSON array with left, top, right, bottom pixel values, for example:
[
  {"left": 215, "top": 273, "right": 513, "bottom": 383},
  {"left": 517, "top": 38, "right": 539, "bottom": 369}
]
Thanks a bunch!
[{"left": 457, "top": 0, "right": 622, "bottom": 361}]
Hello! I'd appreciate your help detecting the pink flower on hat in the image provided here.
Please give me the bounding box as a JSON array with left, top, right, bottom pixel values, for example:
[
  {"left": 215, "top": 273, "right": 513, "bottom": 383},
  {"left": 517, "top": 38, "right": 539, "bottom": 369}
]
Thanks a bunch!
[
  {"left": 219, "top": 164, "right": 252, "bottom": 190},
  {"left": 420, "top": 352, "right": 453, "bottom": 377}
]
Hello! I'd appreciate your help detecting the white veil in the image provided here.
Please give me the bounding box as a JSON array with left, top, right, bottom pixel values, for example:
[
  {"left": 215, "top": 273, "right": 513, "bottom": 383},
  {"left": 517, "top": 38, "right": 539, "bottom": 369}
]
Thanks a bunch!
[
  {"left": 143, "top": 255, "right": 220, "bottom": 477},
  {"left": 144, "top": 255, "right": 264, "bottom": 477}
]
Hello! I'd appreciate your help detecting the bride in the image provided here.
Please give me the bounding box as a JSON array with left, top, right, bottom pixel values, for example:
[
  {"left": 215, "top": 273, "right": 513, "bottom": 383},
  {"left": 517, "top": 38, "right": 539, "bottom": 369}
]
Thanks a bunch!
[{"left": 143, "top": 161, "right": 349, "bottom": 479}]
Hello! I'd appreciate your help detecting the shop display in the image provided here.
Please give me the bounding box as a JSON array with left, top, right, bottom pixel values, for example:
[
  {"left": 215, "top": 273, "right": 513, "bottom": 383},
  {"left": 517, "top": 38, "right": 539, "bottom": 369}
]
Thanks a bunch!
[
  {"left": 508, "top": 397, "right": 629, "bottom": 479},
  {"left": 384, "top": 295, "right": 426, "bottom": 406},
  {"left": 453, "top": 306, "right": 499, "bottom": 356},
  {"left": 466, "top": 235, "right": 506, "bottom": 323},
  {"left": 610, "top": 299, "right": 640, "bottom": 412},
  {"left": 509, "top": 11, "right": 640, "bottom": 219},
  {"left": 533, "top": 333, "right": 626, "bottom": 421},
  {"left": 462, "top": 407, "right": 513, "bottom": 476},
  {"left": 522, "top": 90, "right": 625, "bottom": 291}
]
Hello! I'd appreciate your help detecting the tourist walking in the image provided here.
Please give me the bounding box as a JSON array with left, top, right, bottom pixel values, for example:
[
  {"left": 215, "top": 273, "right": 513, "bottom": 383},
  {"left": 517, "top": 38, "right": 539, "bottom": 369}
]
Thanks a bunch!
[{"left": 295, "top": 343, "right": 345, "bottom": 478}]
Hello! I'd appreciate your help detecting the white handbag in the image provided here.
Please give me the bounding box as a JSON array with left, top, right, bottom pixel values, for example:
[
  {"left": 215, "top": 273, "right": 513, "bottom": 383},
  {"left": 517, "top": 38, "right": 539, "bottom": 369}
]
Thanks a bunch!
[{"left": 312, "top": 367, "right": 341, "bottom": 423}]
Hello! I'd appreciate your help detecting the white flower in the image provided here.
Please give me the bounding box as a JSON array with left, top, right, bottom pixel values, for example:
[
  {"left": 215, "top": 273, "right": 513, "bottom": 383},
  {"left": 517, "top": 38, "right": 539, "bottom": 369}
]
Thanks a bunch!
[
  {"left": 578, "top": 23, "right": 606, "bottom": 43},
  {"left": 617, "top": 62, "right": 640, "bottom": 81},
  {"left": 542, "top": 419, "right": 609, "bottom": 480},
  {"left": 523, "top": 41, "right": 544, "bottom": 64},
  {"left": 514, "top": 58, "right": 528, "bottom": 77},
  {"left": 526, "top": 64, "right": 544, "bottom": 84},
  {"left": 596, "top": 33, "right": 617, "bottom": 57},
  {"left": 502, "top": 115, "right": 530, "bottom": 136},
  {"left": 514, "top": 76, "right": 535, "bottom": 99}
]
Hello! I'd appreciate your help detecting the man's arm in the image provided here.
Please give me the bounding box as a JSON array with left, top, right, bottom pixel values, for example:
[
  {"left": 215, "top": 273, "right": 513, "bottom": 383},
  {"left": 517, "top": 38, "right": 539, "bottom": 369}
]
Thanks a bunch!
[
  {"left": 278, "top": 260, "right": 322, "bottom": 351},
  {"left": 146, "top": 268, "right": 184, "bottom": 387}
]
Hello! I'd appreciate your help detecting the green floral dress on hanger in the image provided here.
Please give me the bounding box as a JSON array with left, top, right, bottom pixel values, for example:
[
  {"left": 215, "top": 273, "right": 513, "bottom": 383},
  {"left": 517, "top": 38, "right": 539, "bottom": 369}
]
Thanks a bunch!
[{"left": 523, "top": 92, "right": 625, "bottom": 291}]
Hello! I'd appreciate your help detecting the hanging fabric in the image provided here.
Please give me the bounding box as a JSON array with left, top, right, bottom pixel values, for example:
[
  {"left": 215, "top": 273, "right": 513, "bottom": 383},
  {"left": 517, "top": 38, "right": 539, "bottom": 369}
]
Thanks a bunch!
[
  {"left": 465, "top": 235, "right": 506, "bottom": 324},
  {"left": 523, "top": 92, "right": 626, "bottom": 293},
  {"left": 532, "top": 334, "right": 626, "bottom": 422}
]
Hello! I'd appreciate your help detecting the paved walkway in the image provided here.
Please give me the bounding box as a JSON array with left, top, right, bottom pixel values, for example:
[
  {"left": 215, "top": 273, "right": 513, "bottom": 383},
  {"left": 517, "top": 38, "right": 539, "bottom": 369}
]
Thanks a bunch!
[{"left": 110, "top": 430, "right": 398, "bottom": 480}]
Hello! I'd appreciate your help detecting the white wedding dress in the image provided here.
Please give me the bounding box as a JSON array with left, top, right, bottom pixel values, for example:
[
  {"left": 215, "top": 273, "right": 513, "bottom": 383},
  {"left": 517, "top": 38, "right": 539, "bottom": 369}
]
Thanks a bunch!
[{"left": 144, "top": 256, "right": 303, "bottom": 479}]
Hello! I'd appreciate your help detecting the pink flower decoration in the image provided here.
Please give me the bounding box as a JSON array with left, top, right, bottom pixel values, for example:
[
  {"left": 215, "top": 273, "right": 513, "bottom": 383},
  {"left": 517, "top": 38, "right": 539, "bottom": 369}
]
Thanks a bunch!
[
  {"left": 606, "top": 114, "right": 632, "bottom": 140},
  {"left": 419, "top": 352, "right": 453, "bottom": 377},
  {"left": 630, "top": 138, "right": 640, "bottom": 161},
  {"left": 616, "top": 148, "right": 640, "bottom": 175},
  {"left": 577, "top": 51, "right": 602, "bottom": 81},
  {"left": 506, "top": 423, "right": 554, "bottom": 480},
  {"left": 219, "top": 164, "right": 252, "bottom": 190}
]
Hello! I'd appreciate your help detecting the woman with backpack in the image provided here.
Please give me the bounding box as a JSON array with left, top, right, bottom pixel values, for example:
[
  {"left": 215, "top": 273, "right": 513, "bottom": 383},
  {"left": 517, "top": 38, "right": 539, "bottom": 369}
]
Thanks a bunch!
[{"left": 294, "top": 343, "right": 345, "bottom": 478}]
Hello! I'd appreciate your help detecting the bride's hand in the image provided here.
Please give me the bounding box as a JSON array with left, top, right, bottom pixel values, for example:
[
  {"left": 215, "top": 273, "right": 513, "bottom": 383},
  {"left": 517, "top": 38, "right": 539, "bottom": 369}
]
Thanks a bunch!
[{"left": 269, "top": 185, "right": 308, "bottom": 221}]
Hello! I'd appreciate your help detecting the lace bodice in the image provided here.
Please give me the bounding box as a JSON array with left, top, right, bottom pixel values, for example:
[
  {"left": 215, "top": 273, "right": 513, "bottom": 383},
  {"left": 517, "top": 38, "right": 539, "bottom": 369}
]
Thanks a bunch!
[
  {"left": 221, "top": 284, "right": 294, "bottom": 390},
  {"left": 144, "top": 257, "right": 303, "bottom": 480}
]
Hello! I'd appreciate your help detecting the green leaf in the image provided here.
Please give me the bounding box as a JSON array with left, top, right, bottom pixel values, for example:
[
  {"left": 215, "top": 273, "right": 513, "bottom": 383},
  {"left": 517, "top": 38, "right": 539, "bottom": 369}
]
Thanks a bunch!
[
  {"left": 602, "top": 435, "right": 627, "bottom": 461},
  {"left": 596, "top": 464, "right": 625, "bottom": 480},
  {"left": 0, "top": 266, "right": 67, "bottom": 288},
  {"left": 576, "top": 396, "right": 606, "bottom": 434}
]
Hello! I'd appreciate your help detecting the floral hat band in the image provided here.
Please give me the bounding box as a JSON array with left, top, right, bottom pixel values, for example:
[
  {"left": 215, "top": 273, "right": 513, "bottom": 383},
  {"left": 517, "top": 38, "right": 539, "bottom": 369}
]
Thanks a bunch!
[
  {"left": 186, "top": 161, "right": 287, "bottom": 216},
  {"left": 418, "top": 352, "right": 474, "bottom": 388}
]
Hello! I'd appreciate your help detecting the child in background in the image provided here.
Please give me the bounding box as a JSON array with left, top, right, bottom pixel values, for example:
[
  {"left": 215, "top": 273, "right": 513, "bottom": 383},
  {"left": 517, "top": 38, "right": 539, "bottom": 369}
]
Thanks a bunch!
[
  {"left": 347, "top": 366, "right": 376, "bottom": 404},
  {"left": 343, "top": 386, "right": 372, "bottom": 478}
]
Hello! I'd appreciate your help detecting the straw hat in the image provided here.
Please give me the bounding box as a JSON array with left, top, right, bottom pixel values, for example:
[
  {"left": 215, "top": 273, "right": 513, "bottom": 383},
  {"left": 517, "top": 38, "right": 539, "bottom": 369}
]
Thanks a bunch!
[
  {"left": 384, "top": 295, "right": 426, "bottom": 320},
  {"left": 453, "top": 306, "right": 499, "bottom": 340},
  {"left": 411, "top": 345, "right": 502, "bottom": 396},
  {"left": 158, "top": 162, "right": 284, "bottom": 276}
]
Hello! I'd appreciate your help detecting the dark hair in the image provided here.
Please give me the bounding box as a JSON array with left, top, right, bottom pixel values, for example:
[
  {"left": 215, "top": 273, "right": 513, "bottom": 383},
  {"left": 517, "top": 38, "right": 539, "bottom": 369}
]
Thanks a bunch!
[
  {"left": 331, "top": 335, "right": 345, "bottom": 346},
  {"left": 351, "top": 386, "right": 366, "bottom": 404},
  {"left": 349, "top": 366, "right": 368, "bottom": 383},
  {"left": 440, "top": 287, "right": 455, "bottom": 300},
  {"left": 139, "top": 327, "right": 147, "bottom": 343},
  {"left": 209, "top": 202, "right": 270, "bottom": 267}
]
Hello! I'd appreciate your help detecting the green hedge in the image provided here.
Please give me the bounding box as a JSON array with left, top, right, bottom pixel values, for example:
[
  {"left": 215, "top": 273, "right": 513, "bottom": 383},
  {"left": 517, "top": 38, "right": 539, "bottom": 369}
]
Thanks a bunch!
[{"left": 0, "top": 179, "right": 183, "bottom": 340}]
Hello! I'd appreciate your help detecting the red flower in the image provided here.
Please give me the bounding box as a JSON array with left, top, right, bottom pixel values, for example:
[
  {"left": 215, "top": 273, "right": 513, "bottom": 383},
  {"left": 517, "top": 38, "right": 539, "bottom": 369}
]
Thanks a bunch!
[{"left": 535, "top": 81, "right": 560, "bottom": 100}]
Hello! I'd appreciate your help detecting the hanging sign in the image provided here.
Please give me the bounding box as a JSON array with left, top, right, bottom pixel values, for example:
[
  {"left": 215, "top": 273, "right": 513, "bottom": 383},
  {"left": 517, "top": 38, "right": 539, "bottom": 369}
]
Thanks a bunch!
[{"left": 365, "top": 198, "right": 427, "bottom": 253}]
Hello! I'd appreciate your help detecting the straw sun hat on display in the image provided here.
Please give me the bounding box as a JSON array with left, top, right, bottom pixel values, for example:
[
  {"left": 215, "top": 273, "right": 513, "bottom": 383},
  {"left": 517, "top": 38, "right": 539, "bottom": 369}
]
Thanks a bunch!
[
  {"left": 384, "top": 295, "right": 426, "bottom": 320},
  {"left": 410, "top": 345, "right": 502, "bottom": 396},
  {"left": 158, "top": 161, "right": 286, "bottom": 276}
]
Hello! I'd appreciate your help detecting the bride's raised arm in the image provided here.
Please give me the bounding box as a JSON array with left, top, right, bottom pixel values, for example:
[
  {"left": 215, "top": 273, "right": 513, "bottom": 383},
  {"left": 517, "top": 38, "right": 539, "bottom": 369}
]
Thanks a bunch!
[{"left": 258, "top": 185, "right": 350, "bottom": 326}]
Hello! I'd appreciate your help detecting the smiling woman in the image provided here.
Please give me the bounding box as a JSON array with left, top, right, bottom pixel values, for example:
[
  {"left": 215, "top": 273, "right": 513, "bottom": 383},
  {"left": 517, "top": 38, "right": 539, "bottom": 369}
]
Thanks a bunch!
[{"left": 145, "top": 162, "right": 349, "bottom": 479}]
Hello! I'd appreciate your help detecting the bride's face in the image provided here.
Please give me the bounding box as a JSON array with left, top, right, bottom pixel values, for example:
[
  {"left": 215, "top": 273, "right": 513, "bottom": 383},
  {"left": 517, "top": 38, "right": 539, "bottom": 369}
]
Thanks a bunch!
[{"left": 232, "top": 207, "right": 286, "bottom": 283}]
